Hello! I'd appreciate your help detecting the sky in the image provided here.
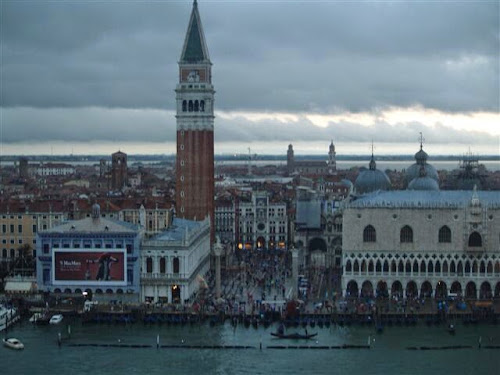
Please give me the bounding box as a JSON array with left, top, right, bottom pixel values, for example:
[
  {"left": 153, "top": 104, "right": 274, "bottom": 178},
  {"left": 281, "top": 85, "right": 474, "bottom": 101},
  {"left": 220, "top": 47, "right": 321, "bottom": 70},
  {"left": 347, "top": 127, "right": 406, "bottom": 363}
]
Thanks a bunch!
[{"left": 1, "top": 0, "right": 499, "bottom": 156}]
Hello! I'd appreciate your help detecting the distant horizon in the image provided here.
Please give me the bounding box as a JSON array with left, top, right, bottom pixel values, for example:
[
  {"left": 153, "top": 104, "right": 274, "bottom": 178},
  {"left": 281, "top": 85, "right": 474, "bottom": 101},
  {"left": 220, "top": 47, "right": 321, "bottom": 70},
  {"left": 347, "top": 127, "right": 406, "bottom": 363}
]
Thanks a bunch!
[{"left": 1, "top": 140, "right": 499, "bottom": 159}]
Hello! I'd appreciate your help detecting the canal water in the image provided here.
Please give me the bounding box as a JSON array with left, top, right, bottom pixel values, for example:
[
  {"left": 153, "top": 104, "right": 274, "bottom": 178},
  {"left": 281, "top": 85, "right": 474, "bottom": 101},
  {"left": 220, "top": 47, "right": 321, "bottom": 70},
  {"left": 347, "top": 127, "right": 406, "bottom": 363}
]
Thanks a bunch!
[{"left": 2, "top": 320, "right": 499, "bottom": 375}]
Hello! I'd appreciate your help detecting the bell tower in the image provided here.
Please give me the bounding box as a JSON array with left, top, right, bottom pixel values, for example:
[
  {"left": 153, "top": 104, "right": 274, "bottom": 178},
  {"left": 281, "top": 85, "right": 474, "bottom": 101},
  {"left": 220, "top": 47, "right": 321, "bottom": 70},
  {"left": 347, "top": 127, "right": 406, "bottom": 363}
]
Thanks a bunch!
[{"left": 175, "top": 0, "right": 215, "bottom": 240}]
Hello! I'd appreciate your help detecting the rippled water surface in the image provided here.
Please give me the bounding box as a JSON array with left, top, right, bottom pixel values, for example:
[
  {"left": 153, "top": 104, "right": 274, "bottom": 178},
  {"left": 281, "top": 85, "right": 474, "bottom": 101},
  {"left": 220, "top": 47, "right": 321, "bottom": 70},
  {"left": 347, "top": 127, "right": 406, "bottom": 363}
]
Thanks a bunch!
[{"left": 2, "top": 320, "right": 500, "bottom": 375}]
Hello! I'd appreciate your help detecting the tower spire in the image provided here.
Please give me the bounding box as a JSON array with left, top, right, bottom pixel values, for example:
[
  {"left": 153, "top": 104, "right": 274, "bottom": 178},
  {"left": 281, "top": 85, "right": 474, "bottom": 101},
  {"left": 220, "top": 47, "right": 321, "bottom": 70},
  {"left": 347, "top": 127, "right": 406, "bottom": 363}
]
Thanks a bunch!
[{"left": 180, "top": 0, "right": 210, "bottom": 63}]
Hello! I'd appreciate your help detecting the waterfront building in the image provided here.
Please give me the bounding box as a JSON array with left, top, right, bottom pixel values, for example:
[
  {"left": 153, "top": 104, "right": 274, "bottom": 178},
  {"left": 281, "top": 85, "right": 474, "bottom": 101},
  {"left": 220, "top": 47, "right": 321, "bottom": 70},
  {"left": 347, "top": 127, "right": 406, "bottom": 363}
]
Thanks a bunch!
[
  {"left": 36, "top": 204, "right": 142, "bottom": 300},
  {"left": 0, "top": 201, "right": 65, "bottom": 261},
  {"left": 140, "top": 217, "right": 211, "bottom": 304},
  {"left": 341, "top": 188, "right": 500, "bottom": 299},
  {"left": 175, "top": 0, "right": 215, "bottom": 241}
]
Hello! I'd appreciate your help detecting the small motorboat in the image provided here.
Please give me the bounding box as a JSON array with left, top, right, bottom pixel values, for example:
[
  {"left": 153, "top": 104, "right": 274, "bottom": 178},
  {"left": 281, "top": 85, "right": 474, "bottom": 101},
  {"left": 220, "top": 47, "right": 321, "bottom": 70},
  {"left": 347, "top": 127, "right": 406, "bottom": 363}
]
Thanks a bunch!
[
  {"left": 49, "top": 314, "right": 63, "bottom": 325},
  {"left": 270, "top": 332, "right": 318, "bottom": 340},
  {"left": 3, "top": 338, "right": 24, "bottom": 350},
  {"left": 29, "top": 312, "right": 44, "bottom": 323}
]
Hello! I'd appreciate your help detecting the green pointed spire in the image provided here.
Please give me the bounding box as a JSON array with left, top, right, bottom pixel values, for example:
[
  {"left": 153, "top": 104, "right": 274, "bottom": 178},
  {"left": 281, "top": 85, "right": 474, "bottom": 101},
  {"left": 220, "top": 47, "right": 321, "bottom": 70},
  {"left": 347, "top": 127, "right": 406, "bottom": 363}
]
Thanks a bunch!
[{"left": 180, "top": 0, "right": 210, "bottom": 63}]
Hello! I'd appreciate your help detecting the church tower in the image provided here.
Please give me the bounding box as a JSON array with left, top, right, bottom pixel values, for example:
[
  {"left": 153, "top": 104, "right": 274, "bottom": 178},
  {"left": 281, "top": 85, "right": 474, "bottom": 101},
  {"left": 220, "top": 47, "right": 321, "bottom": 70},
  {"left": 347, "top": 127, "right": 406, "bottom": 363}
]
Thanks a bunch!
[
  {"left": 328, "top": 140, "right": 336, "bottom": 174},
  {"left": 175, "top": 0, "right": 215, "bottom": 239}
]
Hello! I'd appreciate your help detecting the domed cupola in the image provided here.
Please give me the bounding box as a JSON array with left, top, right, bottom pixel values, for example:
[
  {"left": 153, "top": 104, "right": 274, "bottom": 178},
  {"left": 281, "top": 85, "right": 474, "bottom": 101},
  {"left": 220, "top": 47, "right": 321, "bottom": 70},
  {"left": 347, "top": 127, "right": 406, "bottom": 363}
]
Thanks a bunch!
[
  {"left": 354, "top": 152, "right": 392, "bottom": 194},
  {"left": 408, "top": 165, "right": 439, "bottom": 191},
  {"left": 405, "top": 134, "right": 438, "bottom": 184}
]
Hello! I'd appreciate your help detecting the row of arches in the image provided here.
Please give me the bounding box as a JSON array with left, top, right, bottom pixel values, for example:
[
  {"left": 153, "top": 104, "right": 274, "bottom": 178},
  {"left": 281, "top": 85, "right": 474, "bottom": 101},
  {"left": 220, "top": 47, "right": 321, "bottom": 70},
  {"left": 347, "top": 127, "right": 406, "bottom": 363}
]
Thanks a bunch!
[
  {"left": 344, "top": 257, "right": 500, "bottom": 277},
  {"left": 362, "top": 225, "right": 482, "bottom": 246},
  {"left": 346, "top": 280, "right": 500, "bottom": 299},
  {"left": 181, "top": 100, "right": 205, "bottom": 113}
]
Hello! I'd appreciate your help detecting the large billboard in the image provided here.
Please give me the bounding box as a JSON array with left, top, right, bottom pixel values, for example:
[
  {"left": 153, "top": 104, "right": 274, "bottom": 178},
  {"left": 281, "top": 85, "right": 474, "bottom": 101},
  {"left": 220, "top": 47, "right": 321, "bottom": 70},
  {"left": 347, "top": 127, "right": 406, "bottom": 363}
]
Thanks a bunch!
[{"left": 52, "top": 249, "right": 127, "bottom": 286}]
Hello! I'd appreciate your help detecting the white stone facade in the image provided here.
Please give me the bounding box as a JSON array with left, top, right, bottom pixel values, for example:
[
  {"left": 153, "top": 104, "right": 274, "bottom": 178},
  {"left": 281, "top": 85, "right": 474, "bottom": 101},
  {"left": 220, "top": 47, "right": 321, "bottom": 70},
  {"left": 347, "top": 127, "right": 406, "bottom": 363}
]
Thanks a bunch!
[
  {"left": 341, "top": 190, "right": 500, "bottom": 299},
  {"left": 140, "top": 218, "right": 210, "bottom": 304}
]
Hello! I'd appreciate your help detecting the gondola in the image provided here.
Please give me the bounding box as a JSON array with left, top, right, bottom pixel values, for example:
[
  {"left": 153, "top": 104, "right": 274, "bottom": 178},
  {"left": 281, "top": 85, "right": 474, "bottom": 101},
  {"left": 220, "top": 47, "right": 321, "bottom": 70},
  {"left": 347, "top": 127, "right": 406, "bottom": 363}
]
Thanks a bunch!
[{"left": 270, "top": 332, "right": 318, "bottom": 340}]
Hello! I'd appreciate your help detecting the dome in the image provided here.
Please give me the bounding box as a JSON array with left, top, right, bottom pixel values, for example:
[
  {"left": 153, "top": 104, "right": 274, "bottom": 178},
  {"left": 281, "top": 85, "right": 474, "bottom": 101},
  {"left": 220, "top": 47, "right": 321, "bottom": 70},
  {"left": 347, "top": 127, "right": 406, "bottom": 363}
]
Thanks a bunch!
[
  {"left": 406, "top": 163, "right": 438, "bottom": 183},
  {"left": 408, "top": 176, "right": 439, "bottom": 191},
  {"left": 414, "top": 148, "right": 428, "bottom": 163},
  {"left": 405, "top": 144, "right": 438, "bottom": 184},
  {"left": 354, "top": 157, "right": 391, "bottom": 194},
  {"left": 408, "top": 166, "right": 439, "bottom": 191}
]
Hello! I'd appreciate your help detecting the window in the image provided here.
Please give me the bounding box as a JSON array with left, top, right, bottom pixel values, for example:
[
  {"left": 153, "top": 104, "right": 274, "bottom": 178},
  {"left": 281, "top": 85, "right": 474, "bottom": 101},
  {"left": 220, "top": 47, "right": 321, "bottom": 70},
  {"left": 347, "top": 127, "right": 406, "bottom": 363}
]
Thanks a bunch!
[
  {"left": 468, "top": 232, "right": 482, "bottom": 247},
  {"left": 2, "top": 224, "right": 6, "bottom": 233},
  {"left": 173, "top": 257, "right": 180, "bottom": 274},
  {"left": 126, "top": 244, "right": 133, "bottom": 254},
  {"left": 43, "top": 244, "right": 49, "bottom": 254},
  {"left": 18, "top": 225, "right": 22, "bottom": 233},
  {"left": 10, "top": 224, "right": 14, "bottom": 233},
  {"left": 146, "top": 257, "right": 153, "bottom": 273},
  {"left": 400, "top": 226, "right": 413, "bottom": 243},
  {"left": 182, "top": 100, "right": 187, "bottom": 112},
  {"left": 33, "top": 225, "right": 37, "bottom": 233},
  {"left": 363, "top": 225, "right": 376, "bottom": 242},
  {"left": 160, "top": 258, "right": 166, "bottom": 274},
  {"left": 438, "top": 226, "right": 451, "bottom": 243}
]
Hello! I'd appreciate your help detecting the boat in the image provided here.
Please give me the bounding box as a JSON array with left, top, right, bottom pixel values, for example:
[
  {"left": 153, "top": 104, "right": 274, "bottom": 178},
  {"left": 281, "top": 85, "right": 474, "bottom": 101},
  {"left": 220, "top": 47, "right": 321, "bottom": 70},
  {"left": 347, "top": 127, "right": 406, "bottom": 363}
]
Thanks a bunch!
[
  {"left": 29, "top": 312, "right": 45, "bottom": 323},
  {"left": 447, "top": 323, "right": 456, "bottom": 335},
  {"left": 49, "top": 314, "right": 64, "bottom": 325},
  {"left": 3, "top": 337, "right": 24, "bottom": 350},
  {"left": 270, "top": 332, "right": 318, "bottom": 340}
]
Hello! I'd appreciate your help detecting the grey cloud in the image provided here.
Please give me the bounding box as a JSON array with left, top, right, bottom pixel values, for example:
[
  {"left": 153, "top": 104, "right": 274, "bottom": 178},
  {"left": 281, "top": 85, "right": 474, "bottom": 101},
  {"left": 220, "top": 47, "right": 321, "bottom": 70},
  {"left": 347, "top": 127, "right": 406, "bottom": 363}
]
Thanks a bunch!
[
  {"left": 2, "top": 1, "right": 498, "bottom": 113},
  {"left": 3, "top": 107, "right": 497, "bottom": 148}
]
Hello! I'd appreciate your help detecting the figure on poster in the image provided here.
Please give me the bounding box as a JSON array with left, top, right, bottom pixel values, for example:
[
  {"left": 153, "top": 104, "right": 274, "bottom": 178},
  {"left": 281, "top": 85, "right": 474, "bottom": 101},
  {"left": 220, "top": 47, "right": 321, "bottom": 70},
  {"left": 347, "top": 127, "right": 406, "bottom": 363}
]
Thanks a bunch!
[{"left": 87, "top": 253, "right": 119, "bottom": 281}]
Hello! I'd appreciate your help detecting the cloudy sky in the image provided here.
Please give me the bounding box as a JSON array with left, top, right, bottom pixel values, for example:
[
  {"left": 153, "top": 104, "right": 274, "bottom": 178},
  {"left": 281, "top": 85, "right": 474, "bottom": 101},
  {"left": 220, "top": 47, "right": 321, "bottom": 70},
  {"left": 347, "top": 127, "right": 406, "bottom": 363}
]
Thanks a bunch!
[{"left": 1, "top": 0, "right": 499, "bottom": 156}]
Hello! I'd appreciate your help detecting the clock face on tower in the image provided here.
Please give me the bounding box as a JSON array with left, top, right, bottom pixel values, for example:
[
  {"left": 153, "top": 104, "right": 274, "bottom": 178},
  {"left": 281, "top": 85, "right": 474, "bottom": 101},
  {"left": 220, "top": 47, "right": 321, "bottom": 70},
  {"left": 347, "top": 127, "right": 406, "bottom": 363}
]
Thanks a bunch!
[{"left": 187, "top": 70, "right": 200, "bottom": 82}]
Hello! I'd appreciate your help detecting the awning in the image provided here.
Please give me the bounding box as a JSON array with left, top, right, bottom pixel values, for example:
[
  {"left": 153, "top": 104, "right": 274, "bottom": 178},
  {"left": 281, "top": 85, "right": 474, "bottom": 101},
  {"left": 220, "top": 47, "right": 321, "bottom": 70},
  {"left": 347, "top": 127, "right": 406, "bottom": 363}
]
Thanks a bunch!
[
  {"left": 475, "top": 301, "right": 493, "bottom": 307},
  {"left": 4, "top": 281, "right": 36, "bottom": 293}
]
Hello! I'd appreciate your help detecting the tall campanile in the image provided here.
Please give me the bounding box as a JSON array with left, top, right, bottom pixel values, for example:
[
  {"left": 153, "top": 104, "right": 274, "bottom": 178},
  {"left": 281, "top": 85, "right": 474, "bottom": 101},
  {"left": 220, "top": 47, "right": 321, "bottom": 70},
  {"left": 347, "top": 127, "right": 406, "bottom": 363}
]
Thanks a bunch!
[{"left": 176, "top": 0, "right": 215, "bottom": 240}]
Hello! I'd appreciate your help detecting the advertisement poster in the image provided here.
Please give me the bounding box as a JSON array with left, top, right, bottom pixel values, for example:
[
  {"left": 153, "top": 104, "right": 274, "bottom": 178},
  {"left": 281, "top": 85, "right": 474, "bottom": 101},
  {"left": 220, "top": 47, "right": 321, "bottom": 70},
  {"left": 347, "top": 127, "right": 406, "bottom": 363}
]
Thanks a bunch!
[{"left": 53, "top": 250, "right": 126, "bottom": 286}]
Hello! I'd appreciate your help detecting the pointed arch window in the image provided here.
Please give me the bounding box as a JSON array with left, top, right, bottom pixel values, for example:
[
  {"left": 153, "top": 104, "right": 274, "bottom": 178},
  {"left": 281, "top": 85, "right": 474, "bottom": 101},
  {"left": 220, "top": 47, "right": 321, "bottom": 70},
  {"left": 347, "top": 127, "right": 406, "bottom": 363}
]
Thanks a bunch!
[
  {"left": 182, "top": 100, "right": 187, "bottom": 112},
  {"left": 188, "top": 100, "right": 193, "bottom": 112},
  {"left": 200, "top": 100, "right": 205, "bottom": 112},
  {"left": 363, "top": 225, "right": 376, "bottom": 242},
  {"left": 146, "top": 257, "right": 153, "bottom": 273},
  {"left": 438, "top": 226, "right": 451, "bottom": 243},
  {"left": 194, "top": 100, "right": 199, "bottom": 112},
  {"left": 468, "top": 232, "right": 482, "bottom": 247},
  {"left": 400, "top": 225, "right": 413, "bottom": 243}
]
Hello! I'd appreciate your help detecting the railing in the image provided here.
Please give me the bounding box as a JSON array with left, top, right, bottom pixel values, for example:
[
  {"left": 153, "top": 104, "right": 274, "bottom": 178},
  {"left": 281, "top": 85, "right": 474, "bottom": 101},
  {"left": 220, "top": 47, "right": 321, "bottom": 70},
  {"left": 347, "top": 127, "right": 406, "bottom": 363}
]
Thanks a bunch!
[{"left": 141, "top": 272, "right": 187, "bottom": 280}]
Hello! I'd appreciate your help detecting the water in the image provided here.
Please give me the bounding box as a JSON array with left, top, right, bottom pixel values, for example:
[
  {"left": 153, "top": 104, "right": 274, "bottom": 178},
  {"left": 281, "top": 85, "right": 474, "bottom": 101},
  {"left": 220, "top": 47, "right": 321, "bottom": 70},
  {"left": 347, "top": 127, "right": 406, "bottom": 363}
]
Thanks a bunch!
[
  {"left": 2, "top": 320, "right": 499, "bottom": 374},
  {"left": 2, "top": 159, "right": 499, "bottom": 171}
]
